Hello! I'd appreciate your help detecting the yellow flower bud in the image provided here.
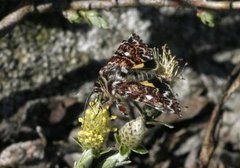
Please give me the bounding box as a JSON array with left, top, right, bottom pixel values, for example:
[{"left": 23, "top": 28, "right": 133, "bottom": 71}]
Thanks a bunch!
[{"left": 76, "top": 98, "right": 113, "bottom": 151}]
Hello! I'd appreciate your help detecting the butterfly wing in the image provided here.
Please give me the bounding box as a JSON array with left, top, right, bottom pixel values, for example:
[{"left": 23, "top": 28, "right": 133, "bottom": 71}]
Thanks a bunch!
[
  {"left": 114, "top": 78, "right": 181, "bottom": 115},
  {"left": 99, "top": 34, "right": 154, "bottom": 76}
]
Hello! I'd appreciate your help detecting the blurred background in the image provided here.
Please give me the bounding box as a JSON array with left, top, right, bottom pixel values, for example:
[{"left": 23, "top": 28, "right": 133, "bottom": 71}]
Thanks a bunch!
[{"left": 0, "top": 2, "right": 240, "bottom": 168}]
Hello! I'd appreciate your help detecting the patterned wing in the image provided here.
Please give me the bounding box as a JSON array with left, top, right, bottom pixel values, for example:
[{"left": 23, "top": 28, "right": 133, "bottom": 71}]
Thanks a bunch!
[
  {"left": 94, "top": 33, "right": 155, "bottom": 99},
  {"left": 99, "top": 33, "right": 155, "bottom": 77},
  {"left": 114, "top": 78, "right": 181, "bottom": 115}
]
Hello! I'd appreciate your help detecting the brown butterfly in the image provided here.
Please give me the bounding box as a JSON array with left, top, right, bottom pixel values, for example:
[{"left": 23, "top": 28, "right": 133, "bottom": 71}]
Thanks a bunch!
[{"left": 90, "top": 34, "right": 181, "bottom": 116}]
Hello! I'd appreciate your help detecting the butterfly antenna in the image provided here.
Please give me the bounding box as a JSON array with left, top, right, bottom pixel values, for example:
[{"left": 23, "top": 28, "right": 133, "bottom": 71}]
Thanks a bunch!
[
  {"left": 82, "top": 90, "right": 96, "bottom": 125},
  {"left": 83, "top": 90, "right": 95, "bottom": 112}
]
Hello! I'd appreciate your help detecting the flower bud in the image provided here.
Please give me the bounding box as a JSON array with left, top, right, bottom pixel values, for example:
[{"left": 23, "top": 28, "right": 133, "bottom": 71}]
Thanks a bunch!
[
  {"left": 119, "top": 116, "right": 146, "bottom": 149},
  {"left": 76, "top": 98, "right": 112, "bottom": 151}
]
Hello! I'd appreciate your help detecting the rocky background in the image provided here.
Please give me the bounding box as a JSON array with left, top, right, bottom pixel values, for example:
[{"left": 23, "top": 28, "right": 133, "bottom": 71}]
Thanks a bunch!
[{"left": 0, "top": 6, "right": 240, "bottom": 168}]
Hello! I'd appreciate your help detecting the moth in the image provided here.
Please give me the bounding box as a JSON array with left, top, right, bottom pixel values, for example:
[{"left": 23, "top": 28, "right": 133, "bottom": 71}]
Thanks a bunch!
[{"left": 91, "top": 34, "right": 181, "bottom": 116}]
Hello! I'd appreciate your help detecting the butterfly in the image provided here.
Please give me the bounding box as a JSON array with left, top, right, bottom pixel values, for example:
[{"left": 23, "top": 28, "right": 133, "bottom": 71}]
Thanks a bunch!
[{"left": 90, "top": 33, "right": 181, "bottom": 116}]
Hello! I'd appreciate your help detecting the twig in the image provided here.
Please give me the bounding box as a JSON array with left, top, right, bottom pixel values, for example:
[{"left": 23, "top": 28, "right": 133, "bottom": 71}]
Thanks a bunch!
[
  {"left": 198, "top": 63, "right": 240, "bottom": 168},
  {"left": 180, "top": 0, "right": 240, "bottom": 10},
  {"left": 1, "top": 0, "right": 240, "bottom": 37},
  {"left": 0, "top": 2, "right": 53, "bottom": 37}
]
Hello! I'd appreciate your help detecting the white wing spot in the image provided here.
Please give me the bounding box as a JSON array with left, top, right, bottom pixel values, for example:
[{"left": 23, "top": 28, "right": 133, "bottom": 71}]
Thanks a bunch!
[
  {"left": 145, "top": 95, "right": 153, "bottom": 100},
  {"left": 163, "top": 91, "right": 170, "bottom": 97},
  {"left": 124, "top": 52, "right": 130, "bottom": 56},
  {"left": 121, "top": 67, "right": 128, "bottom": 74}
]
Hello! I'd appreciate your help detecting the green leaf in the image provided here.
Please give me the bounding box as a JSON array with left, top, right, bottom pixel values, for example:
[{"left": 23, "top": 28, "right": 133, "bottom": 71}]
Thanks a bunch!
[
  {"left": 98, "top": 152, "right": 131, "bottom": 168},
  {"left": 100, "top": 158, "right": 118, "bottom": 168},
  {"left": 74, "top": 149, "right": 94, "bottom": 168},
  {"left": 63, "top": 10, "right": 82, "bottom": 24},
  {"left": 79, "top": 10, "right": 109, "bottom": 29},
  {"left": 99, "top": 148, "right": 113, "bottom": 156},
  {"left": 197, "top": 10, "right": 220, "bottom": 28},
  {"left": 119, "top": 145, "right": 130, "bottom": 156},
  {"left": 115, "top": 160, "right": 132, "bottom": 167},
  {"left": 132, "top": 145, "right": 148, "bottom": 155},
  {"left": 114, "top": 133, "right": 121, "bottom": 145}
]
